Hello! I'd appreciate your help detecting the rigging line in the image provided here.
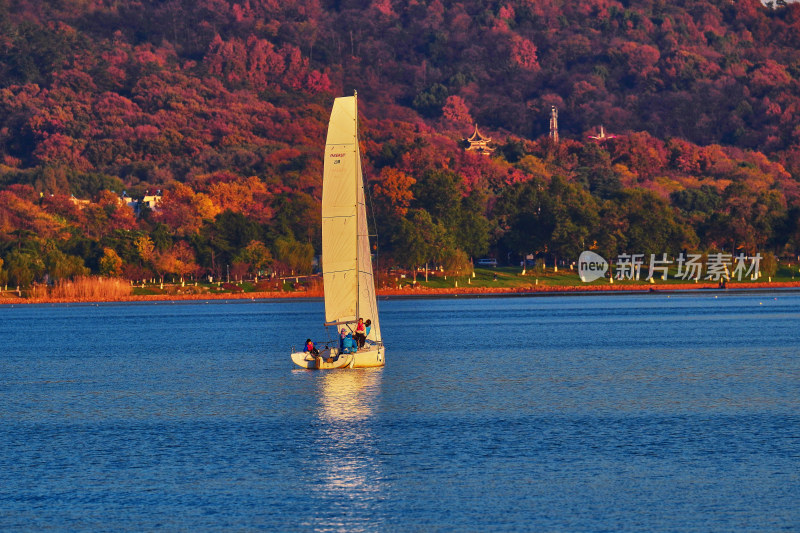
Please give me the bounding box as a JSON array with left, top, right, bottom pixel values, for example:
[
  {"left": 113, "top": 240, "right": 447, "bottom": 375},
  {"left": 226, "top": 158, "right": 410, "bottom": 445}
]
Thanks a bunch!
[
  {"left": 363, "top": 160, "right": 380, "bottom": 283},
  {"left": 353, "top": 95, "right": 378, "bottom": 276}
]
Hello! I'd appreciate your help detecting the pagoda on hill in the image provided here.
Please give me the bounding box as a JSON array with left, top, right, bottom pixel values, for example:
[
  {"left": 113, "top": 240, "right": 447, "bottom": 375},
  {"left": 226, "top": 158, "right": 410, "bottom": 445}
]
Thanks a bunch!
[{"left": 465, "top": 124, "right": 494, "bottom": 155}]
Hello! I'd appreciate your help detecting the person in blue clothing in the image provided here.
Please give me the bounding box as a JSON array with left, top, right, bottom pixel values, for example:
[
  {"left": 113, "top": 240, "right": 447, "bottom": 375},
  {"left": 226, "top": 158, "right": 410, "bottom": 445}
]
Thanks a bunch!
[
  {"left": 340, "top": 330, "right": 357, "bottom": 354},
  {"left": 346, "top": 334, "right": 358, "bottom": 353}
]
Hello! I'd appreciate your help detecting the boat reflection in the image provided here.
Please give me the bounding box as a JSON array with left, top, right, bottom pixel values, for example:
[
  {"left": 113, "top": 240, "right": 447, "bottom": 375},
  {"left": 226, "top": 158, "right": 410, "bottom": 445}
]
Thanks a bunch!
[
  {"left": 317, "top": 367, "right": 382, "bottom": 422},
  {"left": 313, "top": 368, "right": 384, "bottom": 505}
]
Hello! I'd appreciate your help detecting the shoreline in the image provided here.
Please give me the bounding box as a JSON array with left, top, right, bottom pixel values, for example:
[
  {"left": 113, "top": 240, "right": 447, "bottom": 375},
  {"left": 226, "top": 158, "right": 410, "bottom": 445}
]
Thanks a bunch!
[{"left": 3, "top": 281, "right": 800, "bottom": 305}]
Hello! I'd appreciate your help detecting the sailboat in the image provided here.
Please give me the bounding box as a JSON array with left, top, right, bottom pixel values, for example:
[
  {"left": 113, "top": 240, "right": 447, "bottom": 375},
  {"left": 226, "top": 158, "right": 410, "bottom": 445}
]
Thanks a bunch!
[{"left": 290, "top": 92, "right": 385, "bottom": 370}]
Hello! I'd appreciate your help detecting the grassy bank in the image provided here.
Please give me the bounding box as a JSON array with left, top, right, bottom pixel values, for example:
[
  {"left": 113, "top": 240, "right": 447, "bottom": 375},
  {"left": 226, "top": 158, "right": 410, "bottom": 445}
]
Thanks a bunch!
[
  {"left": 383, "top": 263, "right": 800, "bottom": 291},
  {"left": 2, "top": 265, "right": 800, "bottom": 304}
]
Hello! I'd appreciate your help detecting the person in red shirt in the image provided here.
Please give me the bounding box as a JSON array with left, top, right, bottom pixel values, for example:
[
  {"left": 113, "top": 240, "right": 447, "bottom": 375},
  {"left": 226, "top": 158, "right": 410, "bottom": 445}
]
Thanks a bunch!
[
  {"left": 304, "top": 339, "right": 319, "bottom": 356},
  {"left": 354, "top": 318, "right": 366, "bottom": 348}
]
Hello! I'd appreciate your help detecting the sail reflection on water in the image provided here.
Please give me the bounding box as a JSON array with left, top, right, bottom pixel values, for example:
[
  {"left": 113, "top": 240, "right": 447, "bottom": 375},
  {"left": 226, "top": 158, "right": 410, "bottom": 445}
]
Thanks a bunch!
[{"left": 313, "top": 368, "right": 384, "bottom": 502}]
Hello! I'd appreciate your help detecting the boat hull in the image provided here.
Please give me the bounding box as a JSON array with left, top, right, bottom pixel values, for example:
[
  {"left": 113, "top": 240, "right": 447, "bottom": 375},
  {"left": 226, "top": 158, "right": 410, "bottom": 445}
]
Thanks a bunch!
[
  {"left": 290, "top": 345, "right": 385, "bottom": 370},
  {"left": 351, "top": 346, "right": 385, "bottom": 368}
]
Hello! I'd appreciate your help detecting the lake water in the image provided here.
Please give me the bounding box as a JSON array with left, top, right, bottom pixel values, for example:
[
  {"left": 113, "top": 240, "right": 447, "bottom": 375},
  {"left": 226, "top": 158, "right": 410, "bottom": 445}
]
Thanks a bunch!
[{"left": 1, "top": 292, "right": 799, "bottom": 531}]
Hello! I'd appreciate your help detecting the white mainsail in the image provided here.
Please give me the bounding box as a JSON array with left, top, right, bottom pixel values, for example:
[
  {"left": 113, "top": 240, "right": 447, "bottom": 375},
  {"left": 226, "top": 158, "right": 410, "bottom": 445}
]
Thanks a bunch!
[{"left": 321, "top": 94, "right": 382, "bottom": 343}]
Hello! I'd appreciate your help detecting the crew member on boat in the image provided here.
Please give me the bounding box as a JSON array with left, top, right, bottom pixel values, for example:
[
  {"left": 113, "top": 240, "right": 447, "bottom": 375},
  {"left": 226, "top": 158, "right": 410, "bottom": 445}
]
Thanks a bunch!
[
  {"left": 304, "top": 339, "right": 319, "bottom": 356},
  {"left": 340, "top": 330, "right": 358, "bottom": 354},
  {"left": 354, "top": 318, "right": 367, "bottom": 348}
]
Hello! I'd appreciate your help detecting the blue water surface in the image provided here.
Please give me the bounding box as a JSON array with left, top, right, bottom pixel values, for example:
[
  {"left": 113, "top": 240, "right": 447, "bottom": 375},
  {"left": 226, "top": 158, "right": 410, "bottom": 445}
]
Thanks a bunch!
[{"left": 1, "top": 292, "right": 799, "bottom": 531}]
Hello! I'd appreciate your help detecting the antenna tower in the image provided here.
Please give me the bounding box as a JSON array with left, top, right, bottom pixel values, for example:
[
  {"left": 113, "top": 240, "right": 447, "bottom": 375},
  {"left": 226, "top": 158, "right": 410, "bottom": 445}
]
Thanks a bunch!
[{"left": 549, "top": 106, "right": 559, "bottom": 144}]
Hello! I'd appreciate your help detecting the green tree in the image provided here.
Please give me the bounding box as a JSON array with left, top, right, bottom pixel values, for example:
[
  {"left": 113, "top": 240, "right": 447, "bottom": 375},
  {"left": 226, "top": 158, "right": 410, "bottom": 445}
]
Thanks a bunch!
[
  {"left": 69, "top": 172, "right": 126, "bottom": 199},
  {"left": 235, "top": 240, "right": 273, "bottom": 276},
  {"left": 575, "top": 144, "right": 621, "bottom": 199},
  {"left": 495, "top": 176, "right": 603, "bottom": 265},
  {"left": 99, "top": 247, "right": 123, "bottom": 277},
  {"left": 63, "top": 234, "right": 102, "bottom": 274},
  {"left": 270, "top": 193, "right": 320, "bottom": 249},
  {"left": 760, "top": 252, "right": 778, "bottom": 278},
  {"left": 457, "top": 211, "right": 490, "bottom": 259},
  {"left": 670, "top": 185, "right": 722, "bottom": 216},
  {"left": 412, "top": 83, "right": 448, "bottom": 117},
  {"left": 456, "top": 190, "right": 490, "bottom": 259},
  {"left": 392, "top": 209, "right": 448, "bottom": 281},
  {"left": 412, "top": 169, "right": 463, "bottom": 228},
  {"left": 4, "top": 250, "right": 44, "bottom": 288},
  {"left": 603, "top": 189, "right": 693, "bottom": 257},
  {"left": 150, "top": 223, "right": 173, "bottom": 252},
  {"left": 547, "top": 176, "right": 601, "bottom": 262},
  {"left": 214, "top": 210, "right": 263, "bottom": 257},
  {"left": 495, "top": 178, "right": 553, "bottom": 262},
  {"left": 273, "top": 236, "right": 313, "bottom": 275},
  {"left": 410, "top": 170, "right": 491, "bottom": 260},
  {"left": 440, "top": 247, "right": 471, "bottom": 277},
  {"left": 41, "top": 241, "right": 88, "bottom": 281},
  {"left": 752, "top": 190, "right": 787, "bottom": 252}
]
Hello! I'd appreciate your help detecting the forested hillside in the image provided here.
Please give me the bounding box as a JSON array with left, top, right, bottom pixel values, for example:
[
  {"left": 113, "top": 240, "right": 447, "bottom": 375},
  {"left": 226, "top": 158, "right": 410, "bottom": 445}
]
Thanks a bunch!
[{"left": 1, "top": 0, "right": 800, "bottom": 287}]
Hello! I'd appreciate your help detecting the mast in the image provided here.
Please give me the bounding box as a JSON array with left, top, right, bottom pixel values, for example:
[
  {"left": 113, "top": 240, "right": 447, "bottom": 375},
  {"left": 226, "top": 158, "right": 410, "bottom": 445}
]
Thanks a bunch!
[{"left": 354, "top": 90, "right": 360, "bottom": 320}]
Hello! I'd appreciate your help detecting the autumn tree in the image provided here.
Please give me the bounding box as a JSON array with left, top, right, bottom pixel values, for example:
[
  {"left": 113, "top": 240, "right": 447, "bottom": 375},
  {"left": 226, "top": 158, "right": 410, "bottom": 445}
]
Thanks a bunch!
[
  {"left": 172, "top": 241, "right": 198, "bottom": 282},
  {"left": 154, "top": 183, "right": 219, "bottom": 237},
  {"left": 372, "top": 167, "right": 416, "bottom": 219},
  {"left": 135, "top": 235, "right": 155, "bottom": 264},
  {"left": 441, "top": 95, "right": 473, "bottom": 127}
]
